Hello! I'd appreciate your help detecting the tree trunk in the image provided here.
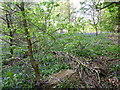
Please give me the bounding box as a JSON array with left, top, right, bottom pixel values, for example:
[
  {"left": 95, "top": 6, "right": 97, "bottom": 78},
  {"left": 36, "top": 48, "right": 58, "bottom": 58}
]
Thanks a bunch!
[
  {"left": 118, "top": 4, "right": 120, "bottom": 33},
  {"left": 19, "top": 2, "right": 41, "bottom": 83},
  {"left": 95, "top": 25, "right": 98, "bottom": 36},
  {"left": 6, "top": 10, "right": 13, "bottom": 57}
]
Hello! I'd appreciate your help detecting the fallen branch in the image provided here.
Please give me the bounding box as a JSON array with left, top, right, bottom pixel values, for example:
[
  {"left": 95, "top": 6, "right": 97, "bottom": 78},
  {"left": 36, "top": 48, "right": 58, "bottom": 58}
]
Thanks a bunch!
[{"left": 52, "top": 51, "right": 113, "bottom": 86}]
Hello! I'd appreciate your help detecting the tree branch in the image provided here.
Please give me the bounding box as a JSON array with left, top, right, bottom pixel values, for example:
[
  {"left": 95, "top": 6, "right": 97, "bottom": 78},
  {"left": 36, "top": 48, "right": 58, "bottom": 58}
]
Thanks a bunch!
[
  {"left": 32, "top": 39, "right": 43, "bottom": 44},
  {"left": 100, "top": 2, "right": 116, "bottom": 10},
  {"left": 0, "top": 8, "right": 9, "bottom": 12},
  {"left": 28, "top": 21, "right": 56, "bottom": 40},
  {"left": 0, "top": 16, "right": 7, "bottom": 23},
  {"left": 0, "top": 38, "right": 22, "bottom": 47}
]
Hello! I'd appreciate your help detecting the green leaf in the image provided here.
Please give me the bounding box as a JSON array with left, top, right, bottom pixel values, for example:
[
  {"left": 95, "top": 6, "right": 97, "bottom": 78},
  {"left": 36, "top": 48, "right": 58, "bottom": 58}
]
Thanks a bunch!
[
  {"left": 80, "top": 2, "right": 85, "bottom": 5},
  {"left": 7, "top": 71, "right": 14, "bottom": 77},
  {"left": 19, "top": 81, "right": 23, "bottom": 84},
  {"left": 54, "top": 4, "right": 60, "bottom": 7},
  {"left": 2, "top": 35, "right": 12, "bottom": 39},
  {"left": 56, "top": 13, "right": 60, "bottom": 17}
]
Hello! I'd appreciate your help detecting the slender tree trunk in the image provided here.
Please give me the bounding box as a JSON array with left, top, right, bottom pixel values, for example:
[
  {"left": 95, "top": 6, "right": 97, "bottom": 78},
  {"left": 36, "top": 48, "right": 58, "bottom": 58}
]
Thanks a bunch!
[
  {"left": 6, "top": 11, "right": 13, "bottom": 56},
  {"left": 95, "top": 25, "right": 98, "bottom": 36},
  {"left": 19, "top": 2, "right": 41, "bottom": 83},
  {"left": 10, "top": 32, "right": 13, "bottom": 55},
  {"left": 68, "top": 1, "right": 71, "bottom": 22},
  {"left": 118, "top": 5, "right": 120, "bottom": 33},
  {"left": 92, "top": 9, "right": 98, "bottom": 36}
]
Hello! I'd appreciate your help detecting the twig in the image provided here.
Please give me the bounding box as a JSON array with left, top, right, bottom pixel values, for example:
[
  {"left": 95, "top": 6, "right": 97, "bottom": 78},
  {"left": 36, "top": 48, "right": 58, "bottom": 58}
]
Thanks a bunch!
[
  {"left": 1, "top": 57, "right": 31, "bottom": 71},
  {"left": 0, "top": 38, "right": 21, "bottom": 47},
  {"left": 32, "top": 39, "right": 43, "bottom": 45},
  {"left": 28, "top": 21, "right": 56, "bottom": 40}
]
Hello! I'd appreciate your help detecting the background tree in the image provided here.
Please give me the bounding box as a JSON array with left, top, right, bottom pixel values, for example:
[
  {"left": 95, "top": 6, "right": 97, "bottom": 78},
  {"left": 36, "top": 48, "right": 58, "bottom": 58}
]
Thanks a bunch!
[
  {"left": 52, "top": 0, "right": 77, "bottom": 33},
  {"left": 99, "top": 2, "right": 119, "bottom": 33},
  {"left": 0, "top": 2, "right": 18, "bottom": 57}
]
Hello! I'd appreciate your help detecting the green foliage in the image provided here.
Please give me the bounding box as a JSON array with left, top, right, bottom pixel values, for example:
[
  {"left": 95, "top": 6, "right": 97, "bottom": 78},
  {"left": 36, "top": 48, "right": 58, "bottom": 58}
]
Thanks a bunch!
[
  {"left": 110, "top": 64, "right": 120, "bottom": 73},
  {"left": 1, "top": 0, "right": 119, "bottom": 88},
  {"left": 2, "top": 32, "right": 119, "bottom": 88},
  {"left": 56, "top": 79, "right": 79, "bottom": 88},
  {"left": 2, "top": 61, "right": 34, "bottom": 88},
  {"left": 100, "top": 4, "right": 118, "bottom": 32},
  {"left": 109, "top": 63, "right": 120, "bottom": 81}
]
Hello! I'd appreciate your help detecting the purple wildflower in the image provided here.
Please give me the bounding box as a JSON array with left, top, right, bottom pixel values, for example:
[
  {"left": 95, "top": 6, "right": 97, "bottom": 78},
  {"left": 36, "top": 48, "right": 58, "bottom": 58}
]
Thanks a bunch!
[
  {"left": 86, "top": 33, "right": 96, "bottom": 35},
  {"left": 14, "top": 70, "right": 19, "bottom": 74}
]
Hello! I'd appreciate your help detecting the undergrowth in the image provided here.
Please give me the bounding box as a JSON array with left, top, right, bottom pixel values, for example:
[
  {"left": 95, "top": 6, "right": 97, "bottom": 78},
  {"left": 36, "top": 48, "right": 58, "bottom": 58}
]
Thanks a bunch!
[{"left": 2, "top": 33, "right": 119, "bottom": 88}]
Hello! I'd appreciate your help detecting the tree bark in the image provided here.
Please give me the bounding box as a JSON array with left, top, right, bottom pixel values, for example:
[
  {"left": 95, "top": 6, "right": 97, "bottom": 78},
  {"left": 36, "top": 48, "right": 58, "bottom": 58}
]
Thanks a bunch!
[
  {"left": 19, "top": 2, "right": 41, "bottom": 83},
  {"left": 6, "top": 10, "right": 13, "bottom": 56}
]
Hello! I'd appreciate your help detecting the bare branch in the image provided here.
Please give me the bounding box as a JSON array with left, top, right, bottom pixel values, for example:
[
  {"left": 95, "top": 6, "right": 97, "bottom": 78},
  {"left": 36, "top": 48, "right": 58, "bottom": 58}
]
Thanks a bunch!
[
  {"left": 0, "top": 7, "right": 18, "bottom": 14},
  {"left": 0, "top": 8, "right": 9, "bottom": 12},
  {"left": 32, "top": 39, "right": 43, "bottom": 44},
  {"left": 15, "top": 4, "right": 21, "bottom": 10},
  {"left": 100, "top": 2, "right": 115, "bottom": 10},
  {"left": 0, "top": 38, "right": 22, "bottom": 47},
  {"left": 0, "top": 16, "right": 7, "bottom": 23}
]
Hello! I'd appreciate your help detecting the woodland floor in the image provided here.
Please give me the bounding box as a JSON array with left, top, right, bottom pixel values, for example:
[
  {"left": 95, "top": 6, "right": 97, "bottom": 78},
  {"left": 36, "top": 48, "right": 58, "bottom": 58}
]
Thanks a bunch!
[
  {"left": 1, "top": 33, "right": 120, "bottom": 88},
  {"left": 45, "top": 33, "right": 120, "bottom": 88}
]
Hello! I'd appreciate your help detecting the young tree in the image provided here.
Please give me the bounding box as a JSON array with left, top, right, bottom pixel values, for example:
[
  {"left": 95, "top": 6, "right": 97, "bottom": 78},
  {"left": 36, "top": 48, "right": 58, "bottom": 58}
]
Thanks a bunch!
[
  {"left": 79, "top": 0, "right": 103, "bottom": 35},
  {"left": 99, "top": 2, "right": 119, "bottom": 33},
  {"left": 0, "top": 2, "right": 17, "bottom": 57},
  {"left": 16, "top": 1, "right": 41, "bottom": 85},
  {"left": 53, "top": 0, "right": 77, "bottom": 33},
  {"left": 1, "top": 0, "right": 60, "bottom": 87}
]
